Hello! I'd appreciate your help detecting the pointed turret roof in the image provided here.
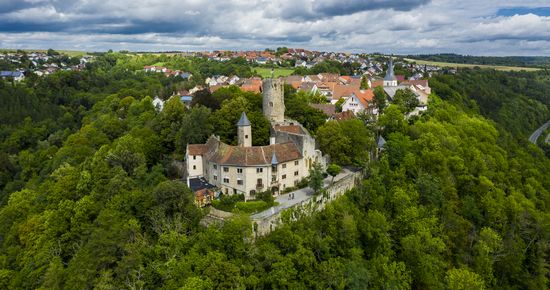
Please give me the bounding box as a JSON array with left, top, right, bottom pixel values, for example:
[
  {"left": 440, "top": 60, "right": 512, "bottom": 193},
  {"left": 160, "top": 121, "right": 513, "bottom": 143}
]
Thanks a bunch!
[
  {"left": 377, "top": 136, "right": 386, "bottom": 148},
  {"left": 384, "top": 57, "right": 397, "bottom": 81},
  {"left": 271, "top": 152, "right": 278, "bottom": 165},
  {"left": 237, "top": 111, "right": 251, "bottom": 126}
]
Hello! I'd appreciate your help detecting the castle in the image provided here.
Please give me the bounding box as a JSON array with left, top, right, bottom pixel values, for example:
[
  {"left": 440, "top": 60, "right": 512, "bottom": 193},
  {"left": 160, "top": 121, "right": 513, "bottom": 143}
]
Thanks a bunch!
[{"left": 185, "top": 79, "right": 325, "bottom": 201}]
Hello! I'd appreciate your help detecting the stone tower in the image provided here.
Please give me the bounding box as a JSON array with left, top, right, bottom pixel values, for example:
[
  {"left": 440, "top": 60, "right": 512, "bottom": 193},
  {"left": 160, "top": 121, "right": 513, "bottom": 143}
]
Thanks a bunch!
[
  {"left": 262, "top": 78, "right": 285, "bottom": 124},
  {"left": 237, "top": 112, "right": 252, "bottom": 147}
]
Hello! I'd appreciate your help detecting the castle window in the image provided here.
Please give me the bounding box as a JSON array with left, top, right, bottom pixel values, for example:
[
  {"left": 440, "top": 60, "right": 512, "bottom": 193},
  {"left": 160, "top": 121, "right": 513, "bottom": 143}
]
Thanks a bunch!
[
  {"left": 237, "top": 179, "right": 243, "bottom": 185},
  {"left": 245, "top": 135, "right": 248, "bottom": 139},
  {"left": 282, "top": 174, "right": 287, "bottom": 179},
  {"left": 282, "top": 164, "right": 286, "bottom": 169},
  {"left": 269, "top": 101, "right": 273, "bottom": 107},
  {"left": 223, "top": 177, "right": 229, "bottom": 183},
  {"left": 193, "top": 155, "right": 196, "bottom": 160},
  {"left": 193, "top": 165, "right": 196, "bottom": 170},
  {"left": 213, "top": 164, "right": 217, "bottom": 169},
  {"left": 223, "top": 167, "right": 229, "bottom": 172},
  {"left": 213, "top": 175, "right": 218, "bottom": 180},
  {"left": 257, "top": 168, "right": 263, "bottom": 173},
  {"left": 237, "top": 168, "right": 243, "bottom": 174},
  {"left": 294, "top": 171, "right": 299, "bottom": 176},
  {"left": 294, "top": 160, "right": 299, "bottom": 166}
]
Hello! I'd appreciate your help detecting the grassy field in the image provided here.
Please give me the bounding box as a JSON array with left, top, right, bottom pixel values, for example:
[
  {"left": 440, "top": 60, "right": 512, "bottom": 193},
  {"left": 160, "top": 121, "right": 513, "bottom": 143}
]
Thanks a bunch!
[
  {"left": 254, "top": 67, "right": 295, "bottom": 78},
  {"left": 404, "top": 58, "right": 540, "bottom": 72}
]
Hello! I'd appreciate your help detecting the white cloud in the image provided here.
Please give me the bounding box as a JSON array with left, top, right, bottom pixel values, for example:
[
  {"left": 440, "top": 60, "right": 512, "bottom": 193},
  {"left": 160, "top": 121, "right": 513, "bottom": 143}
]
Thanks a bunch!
[{"left": 0, "top": 0, "right": 549, "bottom": 55}]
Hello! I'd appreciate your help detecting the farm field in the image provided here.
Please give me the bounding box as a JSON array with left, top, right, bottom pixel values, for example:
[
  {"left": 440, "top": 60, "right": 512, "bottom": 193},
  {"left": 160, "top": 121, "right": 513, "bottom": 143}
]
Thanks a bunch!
[{"left": 404, "top": 58, "right": 540, "bottom": 72}]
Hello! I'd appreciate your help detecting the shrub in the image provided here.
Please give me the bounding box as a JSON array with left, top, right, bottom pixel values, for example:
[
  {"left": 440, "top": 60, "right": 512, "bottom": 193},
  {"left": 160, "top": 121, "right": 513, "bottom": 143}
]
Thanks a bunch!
[
  {"left": 255, "top": 190, "right": 275, "bottom": 205},
  {"left": 234, "top": 201, "right": 269, "bottom": 213},
  {"left": 211, "top": 193, "right": 244, "bottom": 211}
]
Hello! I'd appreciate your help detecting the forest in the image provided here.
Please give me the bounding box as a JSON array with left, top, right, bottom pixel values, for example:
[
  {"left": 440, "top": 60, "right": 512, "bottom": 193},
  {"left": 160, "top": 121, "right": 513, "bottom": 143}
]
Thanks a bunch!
[
  {"left": 405, "top": 54, "right": 550, "bottom": 68},
  {"left": 0, "top": 53, "right": 549, "bottom": 289}
]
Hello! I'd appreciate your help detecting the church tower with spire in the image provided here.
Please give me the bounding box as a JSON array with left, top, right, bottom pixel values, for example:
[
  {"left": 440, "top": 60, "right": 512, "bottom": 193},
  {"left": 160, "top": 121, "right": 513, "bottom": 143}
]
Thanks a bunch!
[
  {"left": 237, "top": 112, "right": 252, "bottom": 147},
  {"left": 383, "top": 57, "right": 398, "bottom": 87}
]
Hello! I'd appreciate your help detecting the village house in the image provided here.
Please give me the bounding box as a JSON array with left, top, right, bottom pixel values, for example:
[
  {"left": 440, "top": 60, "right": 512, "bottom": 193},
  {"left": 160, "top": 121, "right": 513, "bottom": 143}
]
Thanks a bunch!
[
  {"left": 0, "top": 71, "right": 25, "bottom": 82},
  {"left": 341, "top": 89, "right": 375, "bottom": 115}
]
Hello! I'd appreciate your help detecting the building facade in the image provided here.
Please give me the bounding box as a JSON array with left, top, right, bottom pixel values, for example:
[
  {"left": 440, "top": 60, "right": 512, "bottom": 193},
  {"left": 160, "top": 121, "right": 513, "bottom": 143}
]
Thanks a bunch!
[{"left": 186, "top": 78, "right": 326, "bottom": 201}]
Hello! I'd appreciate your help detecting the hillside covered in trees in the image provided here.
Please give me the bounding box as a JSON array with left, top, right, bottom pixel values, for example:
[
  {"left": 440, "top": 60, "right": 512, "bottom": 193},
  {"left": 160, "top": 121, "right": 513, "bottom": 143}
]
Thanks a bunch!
[
  {"left": 0, "top": 53, "right": 549, "bottom": 289},
  {"left": 405, "top": 54, "right": 550, "bottom": 68}
]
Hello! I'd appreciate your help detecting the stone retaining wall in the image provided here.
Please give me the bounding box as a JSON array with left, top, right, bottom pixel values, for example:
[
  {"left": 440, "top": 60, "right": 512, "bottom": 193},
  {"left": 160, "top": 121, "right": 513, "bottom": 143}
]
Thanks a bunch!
[
  {"left": 251, "top": 171, "right": 362, "bottom": 237},
  {"left": 199, "top": 171, "right": 362, "bottom": 238}
]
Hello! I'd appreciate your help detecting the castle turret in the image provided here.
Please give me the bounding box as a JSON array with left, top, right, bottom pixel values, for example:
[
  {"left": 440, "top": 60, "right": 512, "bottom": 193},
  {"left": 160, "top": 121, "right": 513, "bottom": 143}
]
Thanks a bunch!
[
  {"left": 237, "top": 112, "right": 252, "bottom": 147},
  {"left": 262, "top": 78, "right": 285, "bottom": 124}
]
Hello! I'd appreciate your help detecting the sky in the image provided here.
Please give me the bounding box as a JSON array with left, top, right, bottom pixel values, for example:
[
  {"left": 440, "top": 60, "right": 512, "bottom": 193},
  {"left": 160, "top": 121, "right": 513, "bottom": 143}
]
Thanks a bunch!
[{"left": 0, "top": 0, "right": 549, "bottom": 56}]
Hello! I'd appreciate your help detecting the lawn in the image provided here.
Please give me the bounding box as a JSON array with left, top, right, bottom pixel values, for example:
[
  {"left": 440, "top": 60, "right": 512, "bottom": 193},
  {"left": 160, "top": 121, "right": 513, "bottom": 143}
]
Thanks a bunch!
[
  {"left": 404, "top": 58, "right": 540, "bottom": 72},
  {"left": 254, "top": 67, "right": 295, "bottom": 78}
]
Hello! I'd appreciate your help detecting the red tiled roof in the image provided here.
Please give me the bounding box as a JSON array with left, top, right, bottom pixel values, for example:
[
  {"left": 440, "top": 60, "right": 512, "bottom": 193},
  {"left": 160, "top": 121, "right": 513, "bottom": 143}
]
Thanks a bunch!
[
  {"left": 371, "top": 80, "right": 384, "bottom": 88},
  {"left": 199, "top": 137, "right": 302, "bottom": 166},
  {"left": 274, "top": 125, "right": 306, "bottom": 135},
  {"left": 354, "top": 89, "right": 374, "bottom": 108},
  {"left": 334, "top": 110, "right": 355, "bottom": 120},
  {"left": 240, "top": 78, "right": 262, "bottom": 93},
  {"left": 188, "top": 144, "right": 208, "bottom": 155},
  {"left": 332, "top": 83, "right": 361, "bottom": 100}
]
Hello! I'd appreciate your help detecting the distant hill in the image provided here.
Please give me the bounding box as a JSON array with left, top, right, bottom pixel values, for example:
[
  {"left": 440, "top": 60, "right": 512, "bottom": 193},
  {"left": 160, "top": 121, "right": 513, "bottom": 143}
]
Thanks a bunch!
[{"left": 403, "top": 53, "right": 550, "bottom": 68}]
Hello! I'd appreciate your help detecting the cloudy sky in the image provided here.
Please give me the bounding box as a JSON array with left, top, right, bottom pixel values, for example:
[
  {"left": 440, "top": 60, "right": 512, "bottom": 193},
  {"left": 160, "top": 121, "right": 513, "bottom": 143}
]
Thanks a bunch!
[{"left": 1, "top": 0, "right": 549, "bottom": 55}]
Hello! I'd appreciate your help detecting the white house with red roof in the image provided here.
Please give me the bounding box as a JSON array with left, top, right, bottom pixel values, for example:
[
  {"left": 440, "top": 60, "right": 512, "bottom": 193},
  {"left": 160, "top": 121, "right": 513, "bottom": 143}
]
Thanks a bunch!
[{"left": 341, "top": 89, "right": 375, "bottom": 115}]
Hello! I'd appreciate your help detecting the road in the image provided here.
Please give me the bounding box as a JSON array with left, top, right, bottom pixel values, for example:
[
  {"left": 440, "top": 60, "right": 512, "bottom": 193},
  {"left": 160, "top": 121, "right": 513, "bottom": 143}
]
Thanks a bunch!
[
  {"left": 251, "top": 168, "right": 352, "bottom": 220},
  {"left": 528, "top": 120, "right": 550, "bottom": 144}
]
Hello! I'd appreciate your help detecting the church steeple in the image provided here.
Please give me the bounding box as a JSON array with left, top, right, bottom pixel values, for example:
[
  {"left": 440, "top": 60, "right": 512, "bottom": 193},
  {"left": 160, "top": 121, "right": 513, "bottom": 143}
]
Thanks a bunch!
[
  {"left": 237, "top": 112, "right": 252, "bottom": 147},
  {"left": 383, "top": 56, "right": 398, "bottom": 87}
]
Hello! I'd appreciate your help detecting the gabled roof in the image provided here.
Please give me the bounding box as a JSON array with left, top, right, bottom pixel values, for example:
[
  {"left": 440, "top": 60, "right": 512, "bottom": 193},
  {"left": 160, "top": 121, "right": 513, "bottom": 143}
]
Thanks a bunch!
[
  {"left": 353, "top": 89, "right": 374, "bottom": 108},
  {"left": 334, "top": 110, "right": 355, "bottom": 121},
  {"left": 310, "top": 103, "right": 336, "bottom": 117},
  {"left": 0, "top": 71, "right": 23, "bottom": 77},
  {"left": 197, "top": 136, "right": 302, "bottom": 166},
  {"left": 383, "top": 85, "right": 413, "bottom": 99},
  {"left": 273, "top": 124, "right": 306, "bottom": 135},
  {"left": 332, "top": 83, "right": 361, "bottom": 100},
  {"left": 188, "top": 144, "right": 208, "bottom": 155},
  {"left": 189, "top": 177, "right": 217, "bottom": 192},
  {"left": 401, "top": 79, "right": 428, "bottom": 88},
  {"left": 237, "top": 112, "right": 251, "bottom": 126}
]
